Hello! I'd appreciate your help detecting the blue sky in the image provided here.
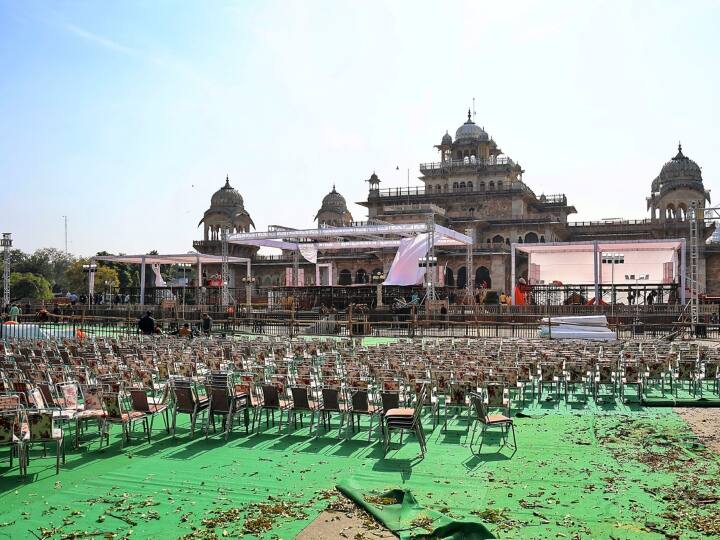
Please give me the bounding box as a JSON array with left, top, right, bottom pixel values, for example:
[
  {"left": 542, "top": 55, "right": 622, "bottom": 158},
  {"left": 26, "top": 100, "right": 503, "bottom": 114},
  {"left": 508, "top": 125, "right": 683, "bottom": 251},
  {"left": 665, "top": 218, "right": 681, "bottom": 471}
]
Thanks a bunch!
[{"left": 1, "top": 1, "right": 719, "bottom": 255}]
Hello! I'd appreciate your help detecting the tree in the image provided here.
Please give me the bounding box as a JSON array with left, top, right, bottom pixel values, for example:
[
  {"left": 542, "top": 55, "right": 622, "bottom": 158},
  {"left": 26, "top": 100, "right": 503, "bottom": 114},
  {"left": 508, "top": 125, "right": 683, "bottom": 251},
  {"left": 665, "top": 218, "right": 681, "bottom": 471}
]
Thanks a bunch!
[
  {"left": 96, "top": 251, "right": 139, "bottom": 289},
  {"left": 65, "top": 259, "right": 120, "bottom": 294},
  {"left": 12, "top": 248, "right": 75, "bottom": 292},
  {"left": 8, "top": 272, "right": 53, "bottom": 302}
]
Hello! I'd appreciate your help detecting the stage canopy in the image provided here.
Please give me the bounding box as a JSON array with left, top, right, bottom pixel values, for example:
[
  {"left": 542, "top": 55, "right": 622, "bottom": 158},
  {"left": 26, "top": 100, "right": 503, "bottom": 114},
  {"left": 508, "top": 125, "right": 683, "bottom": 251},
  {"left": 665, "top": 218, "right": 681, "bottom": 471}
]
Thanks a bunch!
[
  {"left": 511, "top": 239, "right": 686, "bottom": 304},
  {"left": 92, "top": 253, "right": 251, "bottom": 305},
  {"left": 93, "top": 254, "right": 250, "bottom": 265},
  {"left": 228, "top": 222, "right": 473, "bottom": 287}
]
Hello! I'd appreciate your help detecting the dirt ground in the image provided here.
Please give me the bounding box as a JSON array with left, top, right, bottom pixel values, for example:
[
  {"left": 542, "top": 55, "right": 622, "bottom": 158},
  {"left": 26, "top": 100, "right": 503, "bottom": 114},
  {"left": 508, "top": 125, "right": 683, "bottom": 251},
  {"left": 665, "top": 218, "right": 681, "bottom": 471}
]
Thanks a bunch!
[
  {"left": 676, "top": 407, "right": 720, "bottom": 454},
  {"left": 296, "top": 493, "right": 396, "bottom": 540}
]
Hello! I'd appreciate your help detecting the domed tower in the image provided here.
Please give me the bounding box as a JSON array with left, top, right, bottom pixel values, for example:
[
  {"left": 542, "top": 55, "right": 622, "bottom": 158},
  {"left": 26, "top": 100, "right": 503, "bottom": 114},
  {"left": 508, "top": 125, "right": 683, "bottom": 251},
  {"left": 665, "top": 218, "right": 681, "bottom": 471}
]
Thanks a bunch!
[
  {"left": 315, "top": 185, "right": 353, "bottom": 227},
  {"left": 434, "top": 131, "right": 453, "bottom": 163},
  {"left": 648, "top": 144, "right": 711, "bottom": 222},
  {"left": 194, "top": 175, "right": 258, "bottom": 260},
  {"left": 198, "top": 175, "right": 255, "bottom": 239}
]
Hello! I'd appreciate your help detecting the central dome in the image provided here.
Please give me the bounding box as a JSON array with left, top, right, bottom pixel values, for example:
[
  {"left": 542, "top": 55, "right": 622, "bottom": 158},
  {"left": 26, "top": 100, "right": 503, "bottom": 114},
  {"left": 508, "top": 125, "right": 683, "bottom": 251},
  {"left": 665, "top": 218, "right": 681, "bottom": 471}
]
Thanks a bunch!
[
  {"left": 455, "top": 109, "right": 488, "bottom": 142},
  {"left": 210, "top": 175, "right": 244, "bottom": 207},
  {"left": 320, "top": 186, "right": 348, "bottom": 213}
]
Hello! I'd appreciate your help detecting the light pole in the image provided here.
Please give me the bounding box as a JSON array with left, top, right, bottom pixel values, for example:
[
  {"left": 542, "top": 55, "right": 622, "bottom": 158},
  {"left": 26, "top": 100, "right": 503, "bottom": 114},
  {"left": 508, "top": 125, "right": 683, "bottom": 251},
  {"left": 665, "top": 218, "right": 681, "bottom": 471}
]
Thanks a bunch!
[
  {"left": 82, "top": 263, "right": 97, "bottom": 308},
  {"left": 1, "top": 233, "right": 12, "bottom": 309},
  {"left": 372, "top": 271, "right": 386, "bottom": 308},
  {"left": 601, "top": 253, "right": 624, "bottom": 319},
  {"left": 241, "top": 275, "right": 256, "bottom": 311},
  {"left": 178, "top": 263, "right": 192, "bottom": 315}
]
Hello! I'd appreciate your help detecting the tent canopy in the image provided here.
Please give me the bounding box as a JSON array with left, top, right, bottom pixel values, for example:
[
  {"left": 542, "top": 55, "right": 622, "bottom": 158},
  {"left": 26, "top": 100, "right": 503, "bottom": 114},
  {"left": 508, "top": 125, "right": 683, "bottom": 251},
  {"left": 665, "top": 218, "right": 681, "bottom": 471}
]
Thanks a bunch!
[
  {"left": 93, "top": 254, "right": 250, "bottom": 265},
  {"left": 514, "top": 239, "right": 682, "bottom": 254}
]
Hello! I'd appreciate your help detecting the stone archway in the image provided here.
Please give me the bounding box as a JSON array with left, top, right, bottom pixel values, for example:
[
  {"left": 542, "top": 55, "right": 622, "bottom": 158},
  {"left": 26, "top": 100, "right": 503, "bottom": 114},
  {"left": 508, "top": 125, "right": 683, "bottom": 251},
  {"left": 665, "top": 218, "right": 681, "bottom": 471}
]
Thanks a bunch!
[
  {"left": 457, "top": 267, "right": 467, "bottom": 289},
  {"left": 338, "top": 269, "right": 352, "bottom": 285},
  {"left": 475, "top": 266, "right": 491, "bottom": 289},
  {"left": 444, "top": 267, "right": 455, "bottom": 287}
]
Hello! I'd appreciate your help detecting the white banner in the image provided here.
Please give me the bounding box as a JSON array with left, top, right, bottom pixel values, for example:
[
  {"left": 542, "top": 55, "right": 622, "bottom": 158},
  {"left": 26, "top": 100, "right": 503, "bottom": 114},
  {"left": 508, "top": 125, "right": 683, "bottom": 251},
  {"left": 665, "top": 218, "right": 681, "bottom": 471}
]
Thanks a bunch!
[
  {"left": 151, "top": 264, "right": 167, "bottom": 287},
  {"left": 383, "top": 234, "right": 431, "bottom": 286},
  {"left": 299, "top": 244, "right": 317, "bottom": 264}
]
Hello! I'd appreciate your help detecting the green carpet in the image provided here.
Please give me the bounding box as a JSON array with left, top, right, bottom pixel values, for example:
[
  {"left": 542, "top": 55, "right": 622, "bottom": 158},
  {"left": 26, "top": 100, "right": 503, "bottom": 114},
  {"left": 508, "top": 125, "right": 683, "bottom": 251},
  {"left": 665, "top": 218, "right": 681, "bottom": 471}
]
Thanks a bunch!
[{"left": 0, "top": 404, "right": 719, "bottom": 539}]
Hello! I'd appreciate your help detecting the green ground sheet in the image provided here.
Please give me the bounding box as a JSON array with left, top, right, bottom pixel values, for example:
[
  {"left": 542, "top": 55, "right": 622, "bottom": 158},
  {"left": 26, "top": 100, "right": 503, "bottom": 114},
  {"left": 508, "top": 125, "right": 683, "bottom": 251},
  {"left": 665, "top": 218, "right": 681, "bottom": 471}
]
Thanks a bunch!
[{"left": 1, "top": 397, "right": 719, "bottom": 540}]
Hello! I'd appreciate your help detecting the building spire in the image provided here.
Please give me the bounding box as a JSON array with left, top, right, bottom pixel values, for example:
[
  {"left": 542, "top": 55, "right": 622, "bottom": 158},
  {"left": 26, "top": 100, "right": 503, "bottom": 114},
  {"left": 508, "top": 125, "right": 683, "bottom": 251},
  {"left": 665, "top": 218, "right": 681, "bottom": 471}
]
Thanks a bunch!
[
  {"left": 224, "top": 174, "right": 231, "bottom": 188},
  {"left": 467, "top": 108, "right": 472, "bottom": 122},
  {"left": 674, "top": 142, "right": 686, "bottom": 160}
]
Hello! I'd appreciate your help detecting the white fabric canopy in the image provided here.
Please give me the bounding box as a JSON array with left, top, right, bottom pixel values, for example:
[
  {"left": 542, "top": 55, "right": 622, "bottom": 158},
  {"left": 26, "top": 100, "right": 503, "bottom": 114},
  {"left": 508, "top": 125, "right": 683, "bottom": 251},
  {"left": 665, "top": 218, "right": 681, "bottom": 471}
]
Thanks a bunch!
[{"left": 383, "top": 233, "right": 433, "bottom": 286}]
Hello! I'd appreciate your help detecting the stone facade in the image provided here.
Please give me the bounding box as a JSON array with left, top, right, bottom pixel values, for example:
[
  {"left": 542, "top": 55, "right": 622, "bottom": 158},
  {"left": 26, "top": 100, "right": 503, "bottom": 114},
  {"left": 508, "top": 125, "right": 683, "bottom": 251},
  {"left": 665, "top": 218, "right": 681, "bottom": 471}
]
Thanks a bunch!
[{"left": 195, "top": 113, "right": 716, "bottom": 296}]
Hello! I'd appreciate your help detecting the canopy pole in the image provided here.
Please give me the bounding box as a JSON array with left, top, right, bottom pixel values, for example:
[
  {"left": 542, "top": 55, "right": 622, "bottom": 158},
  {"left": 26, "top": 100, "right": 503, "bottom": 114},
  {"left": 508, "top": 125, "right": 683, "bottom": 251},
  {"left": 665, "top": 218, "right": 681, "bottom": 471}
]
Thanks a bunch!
[
  {"left": 510, "top": 244, "right": 516, "bottom": 304},
  {"left": 593, "top": 241, "right": 600, "bottom": 305},
  {"left": 245, "top": 260, "right": 252, "bottom": 309},
  {"left": 139, "top": 256, "right": 146, "bottom": 306},
  {"left": 680, "top": 238, "right": 686, "bottom": 304},
  {"left": 197, "top": 256, "right": 203, "bottom": 307}
]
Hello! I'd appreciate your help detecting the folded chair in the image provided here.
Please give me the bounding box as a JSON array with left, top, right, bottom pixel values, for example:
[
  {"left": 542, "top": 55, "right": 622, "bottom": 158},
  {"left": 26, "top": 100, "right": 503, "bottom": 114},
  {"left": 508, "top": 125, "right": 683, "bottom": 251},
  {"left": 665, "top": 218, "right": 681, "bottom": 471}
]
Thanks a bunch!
[{"left": 382, "top": 384, "right": 427, "bottom": 457}]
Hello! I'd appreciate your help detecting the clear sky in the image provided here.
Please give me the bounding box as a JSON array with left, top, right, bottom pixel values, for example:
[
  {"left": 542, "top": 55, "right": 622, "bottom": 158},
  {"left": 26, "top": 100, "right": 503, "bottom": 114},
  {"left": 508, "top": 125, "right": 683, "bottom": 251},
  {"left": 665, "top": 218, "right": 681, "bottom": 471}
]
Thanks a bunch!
[{"left": 1, "top": 1, "right": 719, "bottom": 256}]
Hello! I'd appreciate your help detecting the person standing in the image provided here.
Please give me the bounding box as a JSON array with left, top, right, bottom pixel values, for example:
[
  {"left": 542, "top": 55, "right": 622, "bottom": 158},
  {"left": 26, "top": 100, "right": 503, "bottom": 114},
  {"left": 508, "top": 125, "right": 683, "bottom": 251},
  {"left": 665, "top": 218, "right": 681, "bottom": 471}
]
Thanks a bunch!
[
  {"left": 8, "top": 304, "right": 20, "bottom": 322},
  {"left": 138, "top": 311, "right": 156, "bottom": 335},
  {"left": 201, "top": 313, "right": 213, "bottom": 336}
]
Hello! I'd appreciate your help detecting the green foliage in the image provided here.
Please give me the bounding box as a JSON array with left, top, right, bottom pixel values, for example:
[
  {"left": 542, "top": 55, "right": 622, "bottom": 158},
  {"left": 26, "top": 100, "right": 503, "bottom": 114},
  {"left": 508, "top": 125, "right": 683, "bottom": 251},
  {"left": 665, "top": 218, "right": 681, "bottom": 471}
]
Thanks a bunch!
[
  {"left": 8, "top": 272, "right": 53, "bottom": 301},
  {"left": 8, "top": 247, "right": 75, "bottom": 292},
  {"left": 96, "top": 251, "right": 139, "bottom": 289}
]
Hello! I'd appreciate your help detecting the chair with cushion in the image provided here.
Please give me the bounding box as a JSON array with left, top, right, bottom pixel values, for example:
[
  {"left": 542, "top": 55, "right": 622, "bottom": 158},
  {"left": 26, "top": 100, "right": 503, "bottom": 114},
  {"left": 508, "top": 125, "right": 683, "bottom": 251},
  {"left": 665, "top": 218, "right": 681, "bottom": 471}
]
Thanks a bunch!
[
  {"left": 26, "top": 409, "right": 65, "bottom": 474},
  {"left": 0, "top": 407, "right": 27, "bottom": 477},
  {"left": 130, "top": 388, "right": 170, "bottom": 439},
  {"left": 170, "top": 378, "right": 209, "bottom": 438},
  {"left": 469, "top": 392, "right": 516, "bottom": 452},
  {"left": 100, "top": 392, "right": 150, "bottom": 446}
]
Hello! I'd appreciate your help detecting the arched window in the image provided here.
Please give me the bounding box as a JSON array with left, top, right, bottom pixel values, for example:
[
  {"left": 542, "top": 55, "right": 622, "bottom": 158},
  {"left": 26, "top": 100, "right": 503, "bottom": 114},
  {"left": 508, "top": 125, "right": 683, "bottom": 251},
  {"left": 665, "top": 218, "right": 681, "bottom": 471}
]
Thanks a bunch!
[
  {"left": 453, "top": 182, "right": 459, "bottom": 189},
  {"left": 489, "top": 181, "right": 495, "bottom": 190},
  {"left": 480, "top": 182, "right": 486, "bottom": 191},
  {"left": 338, "top": 269, "right": 352, "bottom": 285},
  {"left": 444, "top": 267, "right": 455, "bottom": 287},
  {"left": 476, "top": 267, "right": 491, "bottom": 289},
  {"left": 524, "top": 232, "right": 539, "bottom": 243},
  {"left": 467, "top": 181, "right": 473, "bottom": 191},
  {"left": 355, "top": 269, "right": 368, "bottom": 284},
  {"left": 518, "top": 236, "right": 523, "bottom": 243},
  {"left": 460, "top": 182, "right": 466, "bottom": 189},
  {"left": 497, "top": 181, "right": 503, "bottom": 190},
  {"left": 492, "top": 234, "right": 504, "bottom": 244},
  {"left": 468, "top": 207, "right": 475, "bottom": 214},
  {"left": 457, "top": 267, "right": 467, "bottom": 289},
  {"left": 540, "top": 235, "right": 546, "bottom": 243},
  {"left": 436, "top": 184, "right": 441, "bottom": 192}
]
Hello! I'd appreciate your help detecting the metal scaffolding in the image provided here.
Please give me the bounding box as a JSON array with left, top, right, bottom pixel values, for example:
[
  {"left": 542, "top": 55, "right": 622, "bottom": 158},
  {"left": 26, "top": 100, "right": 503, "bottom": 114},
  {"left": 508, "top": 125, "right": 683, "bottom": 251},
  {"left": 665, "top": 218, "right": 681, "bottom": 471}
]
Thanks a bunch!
[{"left": 1, "top": 233, "right": 11, "bottom": 308}]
